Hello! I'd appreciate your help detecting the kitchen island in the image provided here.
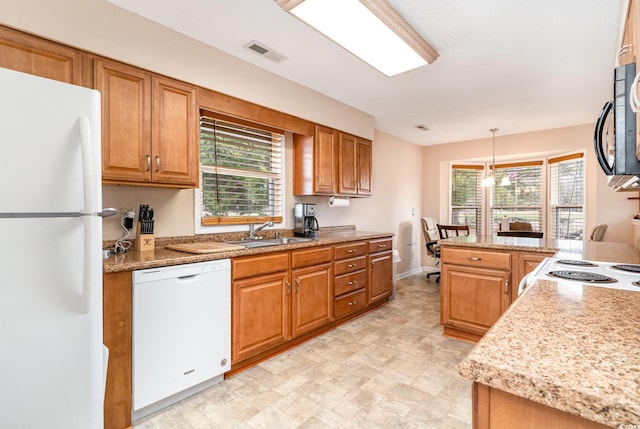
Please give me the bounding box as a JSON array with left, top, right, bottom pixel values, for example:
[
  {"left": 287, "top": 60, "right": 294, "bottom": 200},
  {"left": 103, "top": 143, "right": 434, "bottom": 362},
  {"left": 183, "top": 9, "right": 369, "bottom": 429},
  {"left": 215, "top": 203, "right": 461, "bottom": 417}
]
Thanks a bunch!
[{"left": 453, "top": 238, "right": 640, "bottom": 428}]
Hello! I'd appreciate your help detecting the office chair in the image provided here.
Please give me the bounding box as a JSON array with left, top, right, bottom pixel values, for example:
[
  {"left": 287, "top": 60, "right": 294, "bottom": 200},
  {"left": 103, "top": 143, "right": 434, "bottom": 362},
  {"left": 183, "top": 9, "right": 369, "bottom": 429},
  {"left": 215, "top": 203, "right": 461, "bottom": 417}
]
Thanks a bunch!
[
  {"left": 437, "top": 224, "right": 470, "bottom": 239},
  {"left": 589, "top": 224, "right": 607, "bottom": 241},
  {"left": 421, "top": 217, "right": 441, "bottom": 282}
]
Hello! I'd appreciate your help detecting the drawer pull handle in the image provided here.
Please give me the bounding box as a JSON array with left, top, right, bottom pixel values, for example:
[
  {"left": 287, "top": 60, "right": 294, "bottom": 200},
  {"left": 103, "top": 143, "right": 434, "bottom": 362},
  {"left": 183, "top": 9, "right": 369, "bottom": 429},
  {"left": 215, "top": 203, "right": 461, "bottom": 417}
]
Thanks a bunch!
[
  {"left": 348, "top": 263, "right": 357, "bottom": 268},
  {"left": 348, "top": 280, "right": 357, "bottom": 286},
  {"left": 145, "top": 154, "right": 151, "bottom": 172},
  {"left": 295, "top": 278, "right": 300, "bottom": 293},
  {"left": 155, "top": 155, "right": 161, "bottom": 172},
  {"left": 505, "top": 280, "right": 509, "bottom": 294},
  {"left": 347, "top": 249, "right": 357, "bottom": 253},
  {"left": 285, "top": 280, "right": 290, "bottom": 295},
  {"left": 467, "top": 257, "right": 482, "bottom": 261},
  {"left": 378, "top": 244, "right": 387, "bottom": 248},
  {"left": 348, "top": 300, "right": 357, "bottom": 306}
]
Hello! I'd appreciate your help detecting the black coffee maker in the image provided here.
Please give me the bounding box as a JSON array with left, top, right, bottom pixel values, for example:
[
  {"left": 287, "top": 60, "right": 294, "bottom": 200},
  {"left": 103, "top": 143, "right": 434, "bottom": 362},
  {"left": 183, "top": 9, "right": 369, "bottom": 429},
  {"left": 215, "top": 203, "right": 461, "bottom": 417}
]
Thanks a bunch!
[{"left": 294, "top": 203, "right": 319, "bottom": 238}]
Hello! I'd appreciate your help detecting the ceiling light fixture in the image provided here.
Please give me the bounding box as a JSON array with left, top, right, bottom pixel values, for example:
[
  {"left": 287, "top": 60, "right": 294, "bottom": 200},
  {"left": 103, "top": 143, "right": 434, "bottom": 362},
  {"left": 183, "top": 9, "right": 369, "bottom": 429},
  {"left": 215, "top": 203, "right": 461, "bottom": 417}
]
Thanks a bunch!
[
  {"left": 275, "top": 0, "right": 439, "bottom": 77},
  {"left": 482, "top": 128, "right": 499, "bottom": 187}
]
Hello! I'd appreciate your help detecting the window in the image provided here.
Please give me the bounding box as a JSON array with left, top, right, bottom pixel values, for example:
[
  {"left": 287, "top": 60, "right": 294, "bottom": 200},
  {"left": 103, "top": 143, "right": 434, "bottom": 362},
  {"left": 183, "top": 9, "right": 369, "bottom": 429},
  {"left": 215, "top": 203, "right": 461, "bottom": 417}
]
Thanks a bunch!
[
  {"left": 450, "top": 165, "right": 484, "bottom": 234},
  {"left": 199, "top": 110, "right": 283, "bottom": 226},
  {"left": 490, "top": 161, "right": 543, "bottom": 234},
  {"left": 548, "top": 153, "right": 584, "bottom": 239}
]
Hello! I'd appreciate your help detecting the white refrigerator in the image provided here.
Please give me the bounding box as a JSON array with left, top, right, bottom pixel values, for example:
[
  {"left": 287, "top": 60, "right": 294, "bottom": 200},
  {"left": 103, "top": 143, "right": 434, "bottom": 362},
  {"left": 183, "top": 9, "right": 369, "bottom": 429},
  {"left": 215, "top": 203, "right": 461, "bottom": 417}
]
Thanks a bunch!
[{"left": 0, "top": 67, "right": 108, "bottom": 428}]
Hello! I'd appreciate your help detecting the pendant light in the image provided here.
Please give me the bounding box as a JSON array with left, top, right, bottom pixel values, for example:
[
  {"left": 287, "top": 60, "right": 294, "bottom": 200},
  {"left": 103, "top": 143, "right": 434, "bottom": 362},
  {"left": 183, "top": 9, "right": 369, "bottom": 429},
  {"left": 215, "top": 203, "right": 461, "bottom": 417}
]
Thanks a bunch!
[{"left": 481, "top": 128, "right": 498, "bottom": 187}]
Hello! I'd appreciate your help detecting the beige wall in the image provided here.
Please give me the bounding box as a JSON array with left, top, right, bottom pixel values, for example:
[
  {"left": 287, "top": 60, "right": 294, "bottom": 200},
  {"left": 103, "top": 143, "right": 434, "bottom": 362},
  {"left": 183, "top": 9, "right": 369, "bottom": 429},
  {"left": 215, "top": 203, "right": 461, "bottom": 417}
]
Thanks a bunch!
[{"left": 422, "top": 124, "right": 638, "bottom": 266}]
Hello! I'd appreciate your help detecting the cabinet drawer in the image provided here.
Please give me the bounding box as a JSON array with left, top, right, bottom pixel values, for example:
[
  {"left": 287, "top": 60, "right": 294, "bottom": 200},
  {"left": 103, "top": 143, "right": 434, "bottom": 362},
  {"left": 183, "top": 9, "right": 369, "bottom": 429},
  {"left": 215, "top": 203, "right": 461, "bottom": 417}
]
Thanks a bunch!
[
  {"left": 333, "top": 242, "right": 366, "bottom": 260},
  {"left": 368, "top": 238, "right": 392, "bottom": 254},
  {"left": 232, "top": 253, "right": 289, "bottom": 279},
  {"left": 334, "top": 256, "right": 366, "bottom": 276},
  {"left": 334, "top": 289, "right": 366, "bottom": 318},
  {"left": 291, "top": 246, "right": 332, "bottom": 269},
  {"left": 442, "top": 247, "right": 511, "bottom": 270},
  {"left": 334, "top": 270, "right": 367, "bottom": 296}
]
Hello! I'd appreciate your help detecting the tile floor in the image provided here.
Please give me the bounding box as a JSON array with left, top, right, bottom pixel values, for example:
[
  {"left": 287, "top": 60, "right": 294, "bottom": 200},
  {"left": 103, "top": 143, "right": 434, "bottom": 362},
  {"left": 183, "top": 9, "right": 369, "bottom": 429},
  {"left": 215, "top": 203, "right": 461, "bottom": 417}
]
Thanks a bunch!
[{"left": 134, "top": 275, "right": 474, "bottom": 429}]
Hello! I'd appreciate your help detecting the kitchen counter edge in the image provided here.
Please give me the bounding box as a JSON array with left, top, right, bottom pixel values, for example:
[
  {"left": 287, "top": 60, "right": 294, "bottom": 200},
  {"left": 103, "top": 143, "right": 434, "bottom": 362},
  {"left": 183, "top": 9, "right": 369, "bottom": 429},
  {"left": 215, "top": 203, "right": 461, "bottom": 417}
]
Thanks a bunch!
[{"left": 103, "top": 231, "right": 394, "bottom": 273}]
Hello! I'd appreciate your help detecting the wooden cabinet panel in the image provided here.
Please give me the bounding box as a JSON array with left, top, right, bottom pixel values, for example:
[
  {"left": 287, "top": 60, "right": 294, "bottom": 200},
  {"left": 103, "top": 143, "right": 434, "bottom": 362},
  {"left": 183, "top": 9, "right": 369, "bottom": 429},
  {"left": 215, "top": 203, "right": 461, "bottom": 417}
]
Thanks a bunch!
[
  {"left": 513, "top": 251, "right": 553, "bottom": 297},
  {"left": 0, "top": 25, "right": 83, "bottom": 85},
  {"left": 335, "top": 289, "right": 367, "bottom": 318},
  {"left": 441, "top": 264, "right": 510, "bottom": 336},
  {"left": 103, "top": 271, "right": 132, "bottom": 429},
  {"left": 334, "top": 270, "right": 367, "bottom": 296},
  {"left": 314, "top": 125, "right": 338, "bottom": 194},
  {"left": 442, "top": 246, "right": 511, "bottom": 270},
  {"left": 95, "top": 57, "right": 152, "bottom": 183},
  {"left": 151, "top": 75, "right": 198, "bottom": 186},
  {"left": 334, "top": 256, "right": 366, "bottom": 276},
  {"left": 232, "top": 252, "right": 289, "bottom": 279},
  {"left": 291, "top": 246, "right": 332, "bottom": 268},
  {"left": 338, "top": 132, "right": 372, "bottom": 196},
  {"left": 473, "top": 383, "right": 609, "bottom": 429},
  {"left": 369, "top": 251, "right": 392, "bottom": 303},
  {"left": 232, "top": 271, "right": 290, "bottom": 362},
  {"left": 333, "top": 241, "right": 367, "bottom": 260},
  {"left": 291, "top": 263, "right": 333, "bottom": 337}
]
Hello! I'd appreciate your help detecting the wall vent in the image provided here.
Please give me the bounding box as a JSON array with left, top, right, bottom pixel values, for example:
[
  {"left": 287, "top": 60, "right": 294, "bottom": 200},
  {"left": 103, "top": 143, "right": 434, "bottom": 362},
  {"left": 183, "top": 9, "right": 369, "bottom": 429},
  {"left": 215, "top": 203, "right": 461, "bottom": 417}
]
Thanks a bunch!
[{"left": 243, "top": 40, "right": 287, "bottom": 63}]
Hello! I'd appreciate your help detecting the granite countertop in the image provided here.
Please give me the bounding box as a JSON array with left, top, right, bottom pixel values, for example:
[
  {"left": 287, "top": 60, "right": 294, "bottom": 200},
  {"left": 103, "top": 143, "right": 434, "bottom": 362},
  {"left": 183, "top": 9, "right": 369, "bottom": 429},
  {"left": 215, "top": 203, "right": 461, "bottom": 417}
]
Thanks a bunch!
[
  {"left": 103, "top": 227, "right": 393, "bottom": 273},
  {"left": 440, "top": 235, "right": 640, "bottom": 263},
  {"left": 457, "top": 279, "right": 640, "bottom": 427}
]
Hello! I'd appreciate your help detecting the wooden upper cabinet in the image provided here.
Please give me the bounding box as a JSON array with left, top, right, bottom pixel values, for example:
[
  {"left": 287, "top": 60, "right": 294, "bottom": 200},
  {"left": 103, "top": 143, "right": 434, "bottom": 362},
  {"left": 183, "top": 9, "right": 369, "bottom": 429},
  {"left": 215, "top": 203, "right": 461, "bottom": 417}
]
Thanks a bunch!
[
  {"left": 0, "top": 25, "right": 83, "bottom": 85},
  {"left": 151, "top": 76, "right": 198, "bottom": 186},
  {"left": 338, "top": 133, "right": 372, "bottom": 196},
  {"left": 93, "top": 57, "right": 198, "bottom": 188},
  {"left": 293, "top": 125, "right": 337, "bottom": 195},
  {"left": 619, "top": 0, "right": 638, "bottom": 66},
  {"left": 95, "top": 58, "right": 152, "bottom": 183}
]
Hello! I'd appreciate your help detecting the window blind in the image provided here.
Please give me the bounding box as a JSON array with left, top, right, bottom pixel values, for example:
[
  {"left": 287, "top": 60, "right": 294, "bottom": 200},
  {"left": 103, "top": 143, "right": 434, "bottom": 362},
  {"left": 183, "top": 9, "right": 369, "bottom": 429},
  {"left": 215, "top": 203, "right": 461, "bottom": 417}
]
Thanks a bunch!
[
  {"left": 451, "top": 165, "right": 483, "bottom": 235},
  {"left": 490, "top": 161, "right": 543, "bottom": 234},
  {"left": 548, "top": 153, "right": 584, "bottom": 239},
  {"left": 199, "top": 111, "right": 283, "bottom": 225}
]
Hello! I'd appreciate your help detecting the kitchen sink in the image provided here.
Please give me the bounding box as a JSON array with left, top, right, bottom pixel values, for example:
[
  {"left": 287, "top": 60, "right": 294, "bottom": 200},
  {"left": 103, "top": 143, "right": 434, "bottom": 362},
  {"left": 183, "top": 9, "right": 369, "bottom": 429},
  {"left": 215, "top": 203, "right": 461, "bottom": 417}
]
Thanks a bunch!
[{"left": 224, "top": 237, "right": 315, "bottom": 249}]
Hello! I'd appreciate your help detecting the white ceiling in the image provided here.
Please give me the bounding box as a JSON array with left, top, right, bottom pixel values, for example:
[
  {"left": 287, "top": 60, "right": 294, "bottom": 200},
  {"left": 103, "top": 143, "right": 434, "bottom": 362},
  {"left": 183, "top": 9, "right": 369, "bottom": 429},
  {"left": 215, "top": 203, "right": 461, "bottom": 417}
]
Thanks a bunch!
[{"left": 106, "top": 0, "right": 624, "bottom": 146}]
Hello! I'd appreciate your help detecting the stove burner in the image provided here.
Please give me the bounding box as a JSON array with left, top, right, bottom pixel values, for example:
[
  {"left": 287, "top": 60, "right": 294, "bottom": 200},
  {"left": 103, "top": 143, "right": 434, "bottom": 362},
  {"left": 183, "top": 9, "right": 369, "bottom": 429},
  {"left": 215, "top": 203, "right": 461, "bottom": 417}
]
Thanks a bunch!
[
  {"left": 546, "top": 270, "right": 617, "bottom": 283},
  {"left": 611, "top": 264, "right": 640, "bottom": 274},
  {"left": 556, "top": 260, "right": 598, "bottom": 267},
  {"left": 633, "top": 281, "right": 640, "bottom": 288}
]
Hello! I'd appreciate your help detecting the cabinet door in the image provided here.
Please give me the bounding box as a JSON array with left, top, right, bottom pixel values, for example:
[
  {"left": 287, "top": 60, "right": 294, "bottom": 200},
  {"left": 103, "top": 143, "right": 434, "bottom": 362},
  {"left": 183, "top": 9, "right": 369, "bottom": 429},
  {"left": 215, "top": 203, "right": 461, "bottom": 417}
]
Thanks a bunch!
[
  {"left": 338, "top": 132, "right": 358, "bottom": 195},
  {"left": 369, "top": 251, "right": 392, "bottom": 303},
  {"left": 314, "top": 125, "right": 337, "bottom": 194},
  {"left": 291, "top": 263, "right": 333, "bottom": 337},
  {"left": 232, "top": 272, "right": 289, "bottom": 363},
  {"left": 151, "top": 75, "right": 198, "bottom": 186},
  {"left": 0, "top": 25, "right": 83, "bottom": 85},
  {"left": 357, "top": 138, "right": 372, "bottom": 195},
  {"left": 513, "top": 252, "right": 553, "bottom": 297},
  {"left": 441, "top": 264, "right": 510, "bottom": 336},
  {"left": 94, "top": 58, "right": 152, "bottom": 183}
]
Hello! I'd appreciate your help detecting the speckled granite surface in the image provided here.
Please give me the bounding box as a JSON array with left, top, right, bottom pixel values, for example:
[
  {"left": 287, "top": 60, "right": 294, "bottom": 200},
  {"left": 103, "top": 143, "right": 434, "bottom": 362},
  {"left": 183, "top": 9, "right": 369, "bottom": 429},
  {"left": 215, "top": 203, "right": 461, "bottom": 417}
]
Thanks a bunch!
[
  {"left": 458, "top": 279, "right": 640, "bottom": 427},
  {"left": 103, "top": 226, "right": 393, "bottom": 273},
  {"left": 440, "top": 235, "right": 640, "bottom": 264}
]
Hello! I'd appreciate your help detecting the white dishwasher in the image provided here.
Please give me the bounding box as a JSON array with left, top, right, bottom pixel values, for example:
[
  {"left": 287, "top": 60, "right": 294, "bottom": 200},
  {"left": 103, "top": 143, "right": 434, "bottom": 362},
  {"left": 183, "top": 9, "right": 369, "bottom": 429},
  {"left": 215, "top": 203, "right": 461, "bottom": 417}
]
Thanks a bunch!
[{"left": 132, "top": 259, "right": 231, "bottom": 419}]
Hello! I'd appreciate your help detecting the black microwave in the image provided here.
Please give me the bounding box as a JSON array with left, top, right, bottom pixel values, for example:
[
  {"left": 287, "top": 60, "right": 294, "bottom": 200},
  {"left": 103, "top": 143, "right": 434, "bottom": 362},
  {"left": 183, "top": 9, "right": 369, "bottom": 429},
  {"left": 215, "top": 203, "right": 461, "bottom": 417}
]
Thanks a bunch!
[{"left": 594, "top": 63, "right": 640, "bottom": 178}]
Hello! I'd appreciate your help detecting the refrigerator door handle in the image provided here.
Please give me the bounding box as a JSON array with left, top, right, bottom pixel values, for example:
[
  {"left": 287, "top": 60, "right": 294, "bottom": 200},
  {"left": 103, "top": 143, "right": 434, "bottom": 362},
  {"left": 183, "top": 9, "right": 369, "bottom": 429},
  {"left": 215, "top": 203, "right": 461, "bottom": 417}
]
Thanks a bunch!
[
  {"left": 78, "top": 116, "right": 98, "bottom": 215},
  {"left": 78, "top": 116, "right": 99, "bottom": 314}
]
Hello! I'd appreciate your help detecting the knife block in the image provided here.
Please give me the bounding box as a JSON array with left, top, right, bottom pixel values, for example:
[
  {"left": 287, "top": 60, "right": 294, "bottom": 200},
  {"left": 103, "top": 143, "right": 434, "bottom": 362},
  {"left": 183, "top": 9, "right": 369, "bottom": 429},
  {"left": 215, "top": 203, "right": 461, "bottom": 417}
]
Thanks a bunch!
[{"left": 135, "top": 223, "right": 155, "bottom": 252}]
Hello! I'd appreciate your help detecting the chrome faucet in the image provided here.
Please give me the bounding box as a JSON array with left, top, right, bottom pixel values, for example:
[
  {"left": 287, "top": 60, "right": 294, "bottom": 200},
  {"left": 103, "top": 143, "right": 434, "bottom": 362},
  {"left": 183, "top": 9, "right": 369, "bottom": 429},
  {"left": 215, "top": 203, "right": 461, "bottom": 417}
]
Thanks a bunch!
[{"left": 248, "top": 220, "right": 274, "bottom": 240}]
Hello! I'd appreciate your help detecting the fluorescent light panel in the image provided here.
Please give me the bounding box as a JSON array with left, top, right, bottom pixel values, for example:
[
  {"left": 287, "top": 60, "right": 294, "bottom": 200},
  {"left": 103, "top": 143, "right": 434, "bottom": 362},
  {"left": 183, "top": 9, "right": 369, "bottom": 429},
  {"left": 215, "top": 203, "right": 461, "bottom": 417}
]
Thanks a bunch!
[{"left": 279, "top": 0, "right": 438, "bottom": 77}]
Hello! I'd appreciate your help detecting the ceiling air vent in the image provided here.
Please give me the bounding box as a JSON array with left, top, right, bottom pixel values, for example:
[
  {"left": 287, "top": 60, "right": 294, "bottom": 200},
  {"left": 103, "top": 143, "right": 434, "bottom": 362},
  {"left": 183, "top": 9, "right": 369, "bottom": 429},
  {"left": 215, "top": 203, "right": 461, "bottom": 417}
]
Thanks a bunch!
[
  {"left": 414, "top": 124, "right": 430, "bottom": 131},
  {"left": 243, "top": 40, "right": 287, "bottom": 63}
]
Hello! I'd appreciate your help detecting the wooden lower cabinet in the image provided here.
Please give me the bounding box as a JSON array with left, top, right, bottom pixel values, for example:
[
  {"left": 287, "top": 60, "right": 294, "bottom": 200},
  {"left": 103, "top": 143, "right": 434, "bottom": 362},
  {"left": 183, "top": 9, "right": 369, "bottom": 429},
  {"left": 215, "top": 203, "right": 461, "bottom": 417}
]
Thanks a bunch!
[
  {"left": 232, "top": 271, "right": 290, "bottom": 362},
  {"left": 369, "top": 238, "right": 393, "bottom": 303},
  {"left": 473, "top": 383, "right": 609, "bottom": 429},
  {"left": 103, "top": 271, "right": 133, "bottom": 429},
  {"left": 441, "top": 264, "right": 510, "bottom": 341},
  {"left": 513, "top": 251, "right": 554, "bottom": 296},
  {"left": 291, "top": 262, "right": 333, "bottom": 337}
]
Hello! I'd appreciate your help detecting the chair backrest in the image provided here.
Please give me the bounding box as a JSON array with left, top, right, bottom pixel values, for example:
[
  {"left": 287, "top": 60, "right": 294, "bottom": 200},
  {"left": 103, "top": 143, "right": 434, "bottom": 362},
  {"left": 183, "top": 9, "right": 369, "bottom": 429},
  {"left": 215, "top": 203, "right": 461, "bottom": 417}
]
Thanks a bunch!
[
  {"left": 590, "top": 224, "right": 607, "bottom": 241},
  {"left": 509, "top": 221, "right": 532, "bottom": 231},
  {"left": 421, "top": 217, "right": 440, "bottom": 243},
  {"left": 437, "top": 224, "right": 470, "bottom": 239}
]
